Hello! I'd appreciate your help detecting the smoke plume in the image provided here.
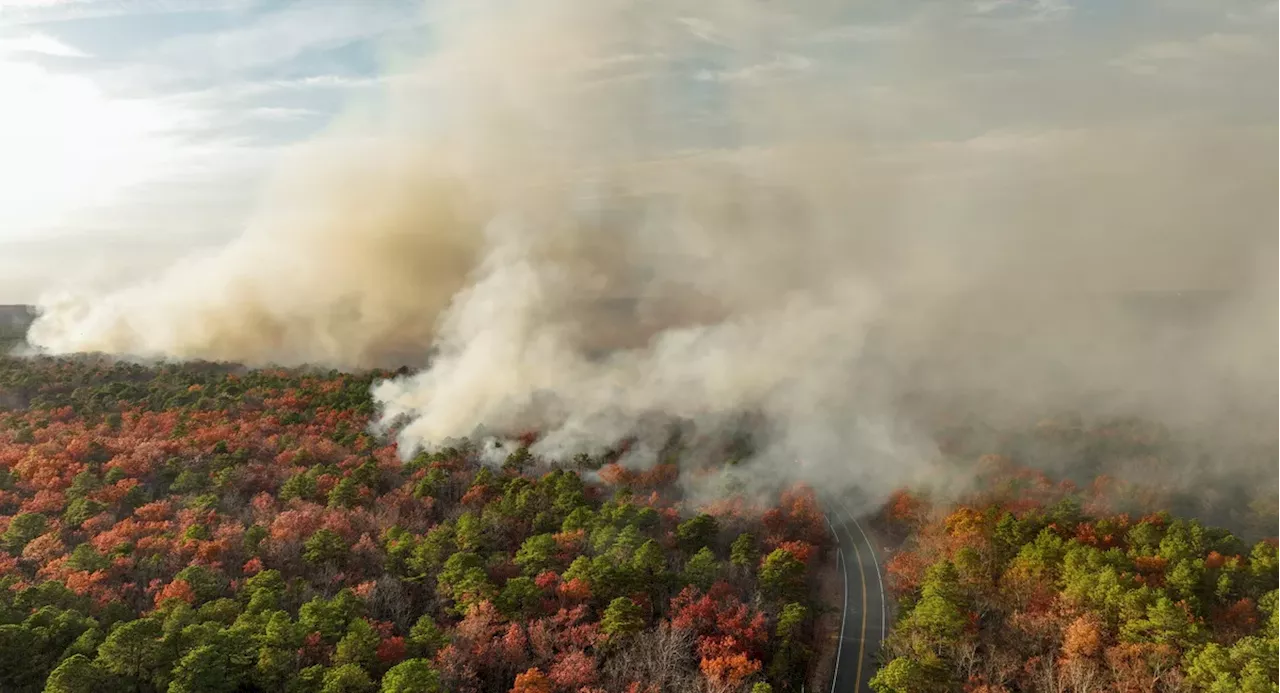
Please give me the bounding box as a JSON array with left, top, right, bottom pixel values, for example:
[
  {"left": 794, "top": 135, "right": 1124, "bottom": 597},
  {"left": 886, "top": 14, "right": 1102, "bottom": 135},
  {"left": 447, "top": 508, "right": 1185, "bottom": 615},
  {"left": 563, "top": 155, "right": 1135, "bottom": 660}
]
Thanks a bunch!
[{"left": 26, "top": 0, "right": 1277, "bottom": 499}]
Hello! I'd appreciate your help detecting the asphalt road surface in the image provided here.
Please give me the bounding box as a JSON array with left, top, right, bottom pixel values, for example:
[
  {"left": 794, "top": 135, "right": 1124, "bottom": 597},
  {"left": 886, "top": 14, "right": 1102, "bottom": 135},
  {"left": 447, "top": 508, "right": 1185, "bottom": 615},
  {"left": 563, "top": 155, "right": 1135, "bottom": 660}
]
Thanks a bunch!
[{"left": 824, "top": 496, "right": 888, "bottom": 693}]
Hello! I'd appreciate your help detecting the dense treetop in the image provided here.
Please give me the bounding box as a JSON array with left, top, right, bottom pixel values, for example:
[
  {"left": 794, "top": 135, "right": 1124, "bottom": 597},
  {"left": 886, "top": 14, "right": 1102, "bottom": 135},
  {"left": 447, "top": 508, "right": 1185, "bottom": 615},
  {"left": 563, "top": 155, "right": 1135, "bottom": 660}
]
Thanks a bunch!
[
  {"left": 871, "top": 478, "right": 1278, "bottom": 692},
  {"left": 0, "top": 353, "right": 1274, "bottom": 693},
  {"left": 0, "top": 354, "right": 831, "bottom": 693}
]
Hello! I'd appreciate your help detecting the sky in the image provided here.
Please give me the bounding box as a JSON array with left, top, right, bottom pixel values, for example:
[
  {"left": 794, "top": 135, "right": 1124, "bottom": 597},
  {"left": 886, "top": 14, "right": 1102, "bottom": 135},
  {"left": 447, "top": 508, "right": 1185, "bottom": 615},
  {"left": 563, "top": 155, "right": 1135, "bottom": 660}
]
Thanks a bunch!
[
  {"left": 0, "top": 0, "right": 1275, "bottom": 304},
  {"left": 5, "top": 0, "right": 1277, "bottom": 498},
  {"left": 0, "top": 0, "right": 429, "bottom": 301}
]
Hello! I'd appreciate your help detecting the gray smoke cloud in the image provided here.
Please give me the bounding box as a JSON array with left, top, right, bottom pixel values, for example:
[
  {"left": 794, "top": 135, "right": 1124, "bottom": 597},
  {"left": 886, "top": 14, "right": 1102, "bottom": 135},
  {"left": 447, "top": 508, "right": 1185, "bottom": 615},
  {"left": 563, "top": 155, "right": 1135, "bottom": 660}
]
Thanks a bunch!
[{"left": 26, "top": 0, "right": 1277, "bottom": 500}]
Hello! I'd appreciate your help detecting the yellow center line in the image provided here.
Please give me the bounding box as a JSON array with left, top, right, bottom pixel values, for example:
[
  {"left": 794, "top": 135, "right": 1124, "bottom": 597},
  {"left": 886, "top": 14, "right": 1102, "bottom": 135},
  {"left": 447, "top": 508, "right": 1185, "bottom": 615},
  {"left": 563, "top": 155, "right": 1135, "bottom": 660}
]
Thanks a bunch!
[{"left": 847, "top": 522, "right": 869, "bottom": 693}]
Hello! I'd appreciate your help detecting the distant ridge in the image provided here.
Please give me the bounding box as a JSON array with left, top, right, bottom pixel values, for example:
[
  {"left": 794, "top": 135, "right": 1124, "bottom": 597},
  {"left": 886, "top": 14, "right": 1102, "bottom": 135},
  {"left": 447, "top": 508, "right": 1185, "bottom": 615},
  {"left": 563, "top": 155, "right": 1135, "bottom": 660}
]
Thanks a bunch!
[
  {"left": 0, "top": 304, "right": 34, "bottom": 320},
  {"left": 0, "top": 305, "right": 35, "bottom": 346}
]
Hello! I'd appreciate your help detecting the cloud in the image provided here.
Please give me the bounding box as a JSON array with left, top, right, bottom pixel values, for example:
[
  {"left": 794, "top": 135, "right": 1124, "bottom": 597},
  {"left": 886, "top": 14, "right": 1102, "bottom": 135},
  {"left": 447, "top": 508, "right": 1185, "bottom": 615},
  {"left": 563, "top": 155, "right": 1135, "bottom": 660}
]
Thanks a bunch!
[
  {"left": 1114, "top": 32, "right": 1271, "bottom": 75},
  {"left": 967, "top": 0, "right": 1071, "bottom": 21},
  {"left": 0, "top": 0, "right": 97, "bottom": 8},
  {"left": 0, "top": 33, "right": 90, "bottom": 58},
  {"left": 810, "top": 24, "right": 904, "bottom": 45},
  {"left": 695, "top": 54, "right": 812, "bottom": 83},
  {"left": 241, "top": 106, "right": 319, "bottom": 121},
  {"left": 246, "top": 74, "right": 385, "bottom": 93},
  {"left": 0, "top": 0, "right": 253, "bottom": 25},
  {"left": 169, "top": 74, "right": 388, "bottom": 107},
  {"left": 144, "top": 2, "right": 424, "bottom": 74}
]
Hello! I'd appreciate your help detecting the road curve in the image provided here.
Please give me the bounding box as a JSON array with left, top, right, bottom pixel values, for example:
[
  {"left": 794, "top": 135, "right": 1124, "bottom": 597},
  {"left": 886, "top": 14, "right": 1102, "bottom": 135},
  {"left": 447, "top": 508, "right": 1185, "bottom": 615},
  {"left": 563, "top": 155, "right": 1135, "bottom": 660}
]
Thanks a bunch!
[{"left": 824, "top": 496, "right": 888, "bottom": 693}]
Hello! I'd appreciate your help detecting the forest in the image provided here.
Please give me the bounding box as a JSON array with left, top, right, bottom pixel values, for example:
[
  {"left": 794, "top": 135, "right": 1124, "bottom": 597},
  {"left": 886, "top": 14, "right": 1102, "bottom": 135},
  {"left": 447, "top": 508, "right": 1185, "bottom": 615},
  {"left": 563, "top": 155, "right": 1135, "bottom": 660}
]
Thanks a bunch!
[
  {"left": 0, "top": 352, "right": 1274, "bottom": 693},
  {"left": 0, "top": 355, "right": 832, "bottom": 693},
  {"left": 871, "top": 465, "right": 1278, "bottom": 692}
]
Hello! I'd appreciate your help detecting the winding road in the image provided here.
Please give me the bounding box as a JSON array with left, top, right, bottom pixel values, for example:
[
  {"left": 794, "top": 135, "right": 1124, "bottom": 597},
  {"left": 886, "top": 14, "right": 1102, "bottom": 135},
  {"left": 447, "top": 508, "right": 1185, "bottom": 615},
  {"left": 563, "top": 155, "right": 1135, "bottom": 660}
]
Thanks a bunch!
[{"left": 824, "top": 496, "right": 889, "bottom": 693}]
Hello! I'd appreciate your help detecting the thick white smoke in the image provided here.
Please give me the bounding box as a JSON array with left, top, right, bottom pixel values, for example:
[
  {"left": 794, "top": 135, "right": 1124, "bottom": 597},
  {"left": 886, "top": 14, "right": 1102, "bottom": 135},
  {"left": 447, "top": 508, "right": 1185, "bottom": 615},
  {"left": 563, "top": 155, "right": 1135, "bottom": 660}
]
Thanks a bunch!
[{"left": 25, "top": 0, "right": 1277, "bottom": 498}]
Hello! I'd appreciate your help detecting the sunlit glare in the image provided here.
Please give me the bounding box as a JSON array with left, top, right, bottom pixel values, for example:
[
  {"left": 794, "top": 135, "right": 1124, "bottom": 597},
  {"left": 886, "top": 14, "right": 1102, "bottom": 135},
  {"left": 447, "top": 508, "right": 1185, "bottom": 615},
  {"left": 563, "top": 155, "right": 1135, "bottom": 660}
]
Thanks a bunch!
[{"left": 0, "top": 52, "right": 182, "bottom": 239}]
